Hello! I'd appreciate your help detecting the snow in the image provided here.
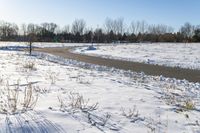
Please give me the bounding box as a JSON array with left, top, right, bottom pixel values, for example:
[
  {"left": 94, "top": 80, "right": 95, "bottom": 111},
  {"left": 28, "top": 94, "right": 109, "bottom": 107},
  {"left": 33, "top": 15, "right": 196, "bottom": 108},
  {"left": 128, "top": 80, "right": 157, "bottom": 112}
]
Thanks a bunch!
[
  {"left": 74, "top": 43, "right": 200, "bottom": 70},
  {"left": 0, "top": 43, "right": 199, "bottom": 132}
]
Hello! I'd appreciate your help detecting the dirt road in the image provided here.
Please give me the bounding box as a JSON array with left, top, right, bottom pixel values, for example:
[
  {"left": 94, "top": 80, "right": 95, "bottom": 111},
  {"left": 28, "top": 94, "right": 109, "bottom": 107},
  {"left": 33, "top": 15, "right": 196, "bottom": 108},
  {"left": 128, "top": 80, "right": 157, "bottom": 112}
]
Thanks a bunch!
[{"left": 35, "top": 47, "right": 200, "bottom": 83}]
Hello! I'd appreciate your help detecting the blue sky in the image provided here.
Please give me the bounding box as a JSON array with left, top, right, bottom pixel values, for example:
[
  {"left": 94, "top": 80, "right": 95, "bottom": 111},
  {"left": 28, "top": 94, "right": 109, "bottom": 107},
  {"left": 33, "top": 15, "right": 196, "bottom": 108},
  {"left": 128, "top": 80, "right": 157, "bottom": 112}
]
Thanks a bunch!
[{"left": 0, "top": 0, "right": 200, "bottom": 29}]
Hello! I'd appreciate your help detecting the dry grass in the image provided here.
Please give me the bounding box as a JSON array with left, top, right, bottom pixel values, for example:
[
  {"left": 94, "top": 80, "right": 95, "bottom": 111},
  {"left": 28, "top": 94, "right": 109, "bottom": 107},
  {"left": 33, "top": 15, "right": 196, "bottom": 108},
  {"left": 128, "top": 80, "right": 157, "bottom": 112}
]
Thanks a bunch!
[
  {"left": 161, "top": 84, "right": 196, "bottom": 112},
  {"left": 46, "top": 69, "right": 60, "bottom": 84},
  {"left": 0, "top": 81, "right": 39, "bottom": 115},
  {"left": 121, "top": 106, "right": 139, "bottom": 119},
  {"left": 58, "top": 91, "right": 98, "bottom": 113},
  {"left": 23, "top": 61, "right": 37, "bottom": 71},
  {"left": 183, "top": 100, "right": 196, "bottom": 111},
  {"left": 23, "top": 83, "right": 39, "bottom": 111}
]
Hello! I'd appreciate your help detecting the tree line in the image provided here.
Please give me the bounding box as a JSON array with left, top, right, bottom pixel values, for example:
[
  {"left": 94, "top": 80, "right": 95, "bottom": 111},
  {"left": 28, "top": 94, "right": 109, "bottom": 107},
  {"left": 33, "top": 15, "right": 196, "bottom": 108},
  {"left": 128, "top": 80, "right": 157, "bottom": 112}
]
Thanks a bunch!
[{"left": 0, "top": 18, "right": 200, "bottom": 43}]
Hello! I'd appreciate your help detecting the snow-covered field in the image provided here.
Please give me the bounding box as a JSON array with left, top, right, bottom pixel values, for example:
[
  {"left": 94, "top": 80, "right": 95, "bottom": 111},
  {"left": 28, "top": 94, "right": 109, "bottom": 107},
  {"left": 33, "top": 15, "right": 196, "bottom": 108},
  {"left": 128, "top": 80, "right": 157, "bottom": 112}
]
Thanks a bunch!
[
  {"left": 74, "top": 43, "right": 200, "bottom": 70},
  {"left": 0, "top": 47, "right": 199, "bottom": 133}
]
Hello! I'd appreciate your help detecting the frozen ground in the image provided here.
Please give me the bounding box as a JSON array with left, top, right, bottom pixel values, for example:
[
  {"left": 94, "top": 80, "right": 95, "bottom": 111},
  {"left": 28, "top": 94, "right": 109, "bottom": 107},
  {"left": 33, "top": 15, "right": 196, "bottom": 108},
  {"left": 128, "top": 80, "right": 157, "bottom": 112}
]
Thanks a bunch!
[
  {"left": 74, "top": 43, "right": 200, "bottom": 70},
  {"left": 0, "top": 48, "right": 199, "bottom": 133}
]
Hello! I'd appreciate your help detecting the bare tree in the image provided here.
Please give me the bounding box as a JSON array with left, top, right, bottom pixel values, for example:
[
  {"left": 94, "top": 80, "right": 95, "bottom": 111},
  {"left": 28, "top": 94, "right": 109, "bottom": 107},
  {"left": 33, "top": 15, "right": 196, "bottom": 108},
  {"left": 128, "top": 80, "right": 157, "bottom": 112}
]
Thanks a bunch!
[
  {"left": 0, "top": 21, "right": 19, "bottom": 40},
  {"left": 104, "top": 18, "right": 125, "bottom": 35},
  {"left": 115, "top": 18, "right": 125, "bottom": 35},
  {"left": 180, "top": 22, "right": 195, "bottom": 40},
  {"left": 94, "top": 28, "right": 104, "bottom": 43},
  {"left": 129, "top": 21, "right": 137, "bottom": 35},
  {"left": 71, "top": 19, "right": 86, "bottom": 35},
  {"left": 63, "top": 25, "right": 70, "bottom": 34},
  {"left": 55, "top": 25, "right": 61, "bottom": 35},
  {"left": 138, "top": 20, "right": 148, "bottom": 34},
  {"left": 130, "top": 20, "right": 148, "bottom": 35},
  {"left": 104, "top": 18, "right": 114, "bottom": 34},
  {"left": 21, "top": 23, "right": 27, "bottom": 41},
  {"left": 148, "top": 24, "right": 174, "bottom": 35},
  {"left": 40, "top": 23, "right": 57, "bottom": 36}
]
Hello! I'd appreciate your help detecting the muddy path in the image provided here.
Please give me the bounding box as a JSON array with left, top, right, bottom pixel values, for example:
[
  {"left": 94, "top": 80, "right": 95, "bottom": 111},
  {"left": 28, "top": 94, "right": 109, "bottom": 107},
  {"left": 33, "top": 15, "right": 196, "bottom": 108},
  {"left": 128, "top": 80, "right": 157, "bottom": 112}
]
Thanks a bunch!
[{"left": 35, "top": 47, "right": 200, "bottom": 83}]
